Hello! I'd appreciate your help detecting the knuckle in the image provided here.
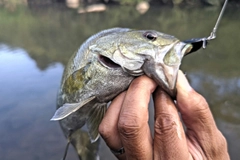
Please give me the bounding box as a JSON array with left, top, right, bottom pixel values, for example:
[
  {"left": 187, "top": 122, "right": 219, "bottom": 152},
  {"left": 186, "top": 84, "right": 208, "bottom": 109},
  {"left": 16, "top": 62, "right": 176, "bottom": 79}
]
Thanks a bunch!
[
  {"left": 185, "top": 92, "right": 211, "bottom": 122},
  {"left": 188, "top": 90, "right": 208, "bottom": 109},
  {"left": 198, "top": 130, "right": 229, "bottom": 159},
  {"left": 98, "top": 121, "right": 112, "bottom": 140},
  {"left": 190, "top": 91, "right": 209, "bottom": 111},
  {"left": 212, "top": 131, "right": 228, "bottom": 155},
  {"left": 154, "top": 113, "right": 177, "bottom": 136},
  {"left": 118, "top": 115, "right": 142, "bottom": 139},
  {"left": 179, "top": 90, "right": 210, "bottom": 119},
  {"left": 220, "top": 134, "right": 228, "bottom": 149}
]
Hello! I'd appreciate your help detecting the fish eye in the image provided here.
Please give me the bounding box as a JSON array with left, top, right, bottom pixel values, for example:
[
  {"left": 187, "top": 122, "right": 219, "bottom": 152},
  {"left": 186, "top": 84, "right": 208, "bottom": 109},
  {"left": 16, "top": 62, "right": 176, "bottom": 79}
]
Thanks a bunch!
[{"left": 143, "top": 32, "right": 157, "bottom": 41}]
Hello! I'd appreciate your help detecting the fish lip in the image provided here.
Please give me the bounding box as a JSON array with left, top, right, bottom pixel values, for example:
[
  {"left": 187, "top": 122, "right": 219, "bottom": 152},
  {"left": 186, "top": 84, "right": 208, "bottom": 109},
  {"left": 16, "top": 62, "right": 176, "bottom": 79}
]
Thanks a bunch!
[
  {"left": 166, "top": 42, "right": 193, "bottom": 95},
  {"left": 164, "top": 42, "right": 189, "bottom": 83},
  {"left": 148, "top": 42, "right": 191, "bottom": 97},
  {"left": 171, "top": 42, "right": 192, "bottom": 61}
]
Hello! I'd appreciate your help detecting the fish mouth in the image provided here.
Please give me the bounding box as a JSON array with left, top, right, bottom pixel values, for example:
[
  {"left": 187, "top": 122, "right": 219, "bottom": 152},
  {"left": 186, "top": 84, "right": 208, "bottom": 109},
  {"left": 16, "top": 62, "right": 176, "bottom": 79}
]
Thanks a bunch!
[
  {"left": 164, "top": 42, "right": 192, "bottom": 86},
  {"left": 183, "top": 38, "right": 206, "bottom": 56},
  {"left": 98, "top": 54, "right": 121, "bottom": 69},
  {"left": 182, "top": 43, "right": 193, "bottom": 56},
  {"left": 162, "top": 42, "right": 192, "bottom": 97},
  {"left": 150, "top": 42, "right": 193, "bottom": 97}
]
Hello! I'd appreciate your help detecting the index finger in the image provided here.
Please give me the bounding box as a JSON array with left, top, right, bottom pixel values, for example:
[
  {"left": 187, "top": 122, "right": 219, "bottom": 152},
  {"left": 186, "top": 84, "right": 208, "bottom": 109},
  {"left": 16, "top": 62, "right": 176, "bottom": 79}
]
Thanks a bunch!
[{"left": 118, "top": 75, "right": 157, "bottom": 160}]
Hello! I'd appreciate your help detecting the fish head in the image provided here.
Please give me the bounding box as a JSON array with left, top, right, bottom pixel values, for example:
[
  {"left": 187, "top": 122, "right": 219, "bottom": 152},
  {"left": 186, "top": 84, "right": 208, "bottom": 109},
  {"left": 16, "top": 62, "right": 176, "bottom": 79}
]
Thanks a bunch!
[{"left": 102, "top": 30, "right": 193, "bottom": 97}]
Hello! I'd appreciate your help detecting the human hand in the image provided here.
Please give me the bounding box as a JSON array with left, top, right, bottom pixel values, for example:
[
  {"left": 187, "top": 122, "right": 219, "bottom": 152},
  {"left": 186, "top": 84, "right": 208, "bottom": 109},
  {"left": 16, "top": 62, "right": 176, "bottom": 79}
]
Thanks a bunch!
[{"left": 99, "top": 70, "right": 230, "bottom": 160}]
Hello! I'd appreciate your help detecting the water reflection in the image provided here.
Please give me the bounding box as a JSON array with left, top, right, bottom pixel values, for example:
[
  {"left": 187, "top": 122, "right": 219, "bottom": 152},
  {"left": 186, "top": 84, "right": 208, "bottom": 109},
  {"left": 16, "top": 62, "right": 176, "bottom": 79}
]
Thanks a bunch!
[
  {"left": 188, "top": 72, "right": 240, "bottom": 123},
  {"left": 0, "top": 45, "right": 71, "bottom": 159},
  {"left": 186, "top": 72, "right": 240, "bottom": 160},
  {"left": 0, "top": 2, "right": 240, "bottom": 160}
]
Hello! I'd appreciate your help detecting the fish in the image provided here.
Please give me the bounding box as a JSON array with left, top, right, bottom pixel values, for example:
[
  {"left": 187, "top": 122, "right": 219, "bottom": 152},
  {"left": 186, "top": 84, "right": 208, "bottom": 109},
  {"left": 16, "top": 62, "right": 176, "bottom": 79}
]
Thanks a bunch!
[
  {"left": 50, "top": 1, "right": 228, "bottom": 159},
  {"left": 51, "top": 28, "right": 196, "bottom": 159}
]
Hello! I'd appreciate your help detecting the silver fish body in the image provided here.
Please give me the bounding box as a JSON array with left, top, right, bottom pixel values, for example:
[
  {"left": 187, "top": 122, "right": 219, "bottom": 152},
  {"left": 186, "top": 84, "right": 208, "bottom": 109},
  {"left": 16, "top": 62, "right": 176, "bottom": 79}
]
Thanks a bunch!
[{"left": 51, "top": 28, "right": 193, "bottom": 158}]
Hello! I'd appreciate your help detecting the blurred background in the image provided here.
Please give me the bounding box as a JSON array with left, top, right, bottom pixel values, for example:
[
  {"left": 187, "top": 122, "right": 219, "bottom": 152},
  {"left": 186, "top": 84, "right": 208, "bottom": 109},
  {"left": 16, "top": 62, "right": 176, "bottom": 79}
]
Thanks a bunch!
[{"left": 0, "top": 0, "right": 240, "bottom": 160}]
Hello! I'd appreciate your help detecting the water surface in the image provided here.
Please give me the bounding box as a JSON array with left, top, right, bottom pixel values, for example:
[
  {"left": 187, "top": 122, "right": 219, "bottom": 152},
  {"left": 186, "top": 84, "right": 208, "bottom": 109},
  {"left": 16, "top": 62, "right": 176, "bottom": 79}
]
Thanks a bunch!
[{"left": 0, "top": 3, "right": 240, "bottom": 160}]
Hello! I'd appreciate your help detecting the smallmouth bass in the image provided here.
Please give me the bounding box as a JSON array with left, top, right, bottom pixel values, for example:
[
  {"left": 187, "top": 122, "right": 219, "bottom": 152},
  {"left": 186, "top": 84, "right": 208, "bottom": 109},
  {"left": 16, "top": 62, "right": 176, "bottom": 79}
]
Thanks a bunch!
[
  {"left": 52, "top": 27, "right": 193, "bottom": 139},
  {"left": 51, "top": 1, "right": 228, "bottom": 159},
  {"left": 51, "top": 28, "right": 208, "bottom": 159}
]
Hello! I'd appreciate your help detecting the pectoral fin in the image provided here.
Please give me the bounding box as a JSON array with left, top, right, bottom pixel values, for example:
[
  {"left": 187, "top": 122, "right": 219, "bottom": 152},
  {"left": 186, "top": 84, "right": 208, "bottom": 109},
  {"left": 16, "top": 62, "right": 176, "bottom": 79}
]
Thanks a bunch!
[
  {"left": 87, "top": 103, "right": 107, "bottom": 143},
  {"left": 51, "top": 96, "right": 96, "bottom": 121}
]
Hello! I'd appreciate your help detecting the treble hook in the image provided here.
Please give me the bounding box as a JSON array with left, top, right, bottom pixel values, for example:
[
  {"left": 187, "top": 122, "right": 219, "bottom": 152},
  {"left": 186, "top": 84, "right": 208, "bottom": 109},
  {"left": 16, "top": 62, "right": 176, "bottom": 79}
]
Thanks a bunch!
[{"left": 184, "top": 0, "right": 228, "bottom": 55}]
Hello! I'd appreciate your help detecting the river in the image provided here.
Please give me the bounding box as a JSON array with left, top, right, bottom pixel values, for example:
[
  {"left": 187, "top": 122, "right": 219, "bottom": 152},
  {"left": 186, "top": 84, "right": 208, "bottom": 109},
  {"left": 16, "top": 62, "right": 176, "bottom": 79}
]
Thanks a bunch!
[{"left": 0, "top": 2, "right": 240, "bottom": 160}]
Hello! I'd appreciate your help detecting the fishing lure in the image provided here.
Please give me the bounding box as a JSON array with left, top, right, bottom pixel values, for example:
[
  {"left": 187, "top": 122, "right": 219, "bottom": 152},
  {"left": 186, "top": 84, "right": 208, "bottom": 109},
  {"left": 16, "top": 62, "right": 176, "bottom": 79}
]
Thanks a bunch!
[{"left": 184, "top": 0, "right": 228, "bottom": 55}]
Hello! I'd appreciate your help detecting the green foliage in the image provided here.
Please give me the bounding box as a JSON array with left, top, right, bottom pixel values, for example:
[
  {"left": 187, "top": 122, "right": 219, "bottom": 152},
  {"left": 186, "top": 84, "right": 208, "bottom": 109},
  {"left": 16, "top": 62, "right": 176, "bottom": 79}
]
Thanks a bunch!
[
  {"left": 0, "top": 0, "right": 237, "bottom": 6},
  {"left": 0, "top": 4, "right": 240, "bottom": 77},
  {"left": 114, "top": 0, "right": 144, "bottom": 5}
]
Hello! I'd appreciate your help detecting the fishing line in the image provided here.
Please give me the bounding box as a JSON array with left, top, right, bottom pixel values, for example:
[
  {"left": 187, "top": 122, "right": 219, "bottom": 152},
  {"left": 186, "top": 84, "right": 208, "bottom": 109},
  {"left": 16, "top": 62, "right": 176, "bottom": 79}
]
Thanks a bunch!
[
  {"left": 207, "top": 0, "right": 228, "bottom": 40},
  {"left": 183, "top": 0, "right": 228, "bottom": 54}
]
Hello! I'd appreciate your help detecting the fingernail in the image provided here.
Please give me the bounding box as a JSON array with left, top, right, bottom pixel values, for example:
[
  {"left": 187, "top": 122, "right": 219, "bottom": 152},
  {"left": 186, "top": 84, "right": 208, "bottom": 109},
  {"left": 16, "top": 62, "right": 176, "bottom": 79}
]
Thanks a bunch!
[{"left": 176, "top": 70, "right": 192, "bottom": 93}]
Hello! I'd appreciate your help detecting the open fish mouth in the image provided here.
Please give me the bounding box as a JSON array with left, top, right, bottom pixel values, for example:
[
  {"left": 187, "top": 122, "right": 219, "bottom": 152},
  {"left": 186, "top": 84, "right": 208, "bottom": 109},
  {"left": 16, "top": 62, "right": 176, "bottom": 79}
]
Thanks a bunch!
[
  {"left": 183, "top": 38, "right": 208, "bottom": 56},
  {"left": 182, "top": 43, "right": 193, "bottom": 56}
]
